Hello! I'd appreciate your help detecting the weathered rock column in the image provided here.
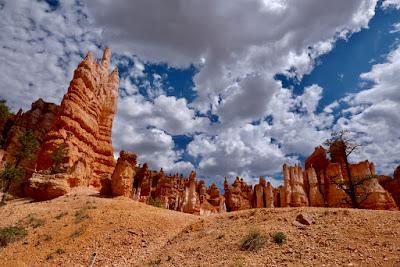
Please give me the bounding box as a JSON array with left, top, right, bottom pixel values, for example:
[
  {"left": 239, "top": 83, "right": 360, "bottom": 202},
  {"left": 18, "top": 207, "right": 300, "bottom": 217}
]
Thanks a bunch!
[{"left": 111, "top": 151, "right": 137, "bottom": 197}]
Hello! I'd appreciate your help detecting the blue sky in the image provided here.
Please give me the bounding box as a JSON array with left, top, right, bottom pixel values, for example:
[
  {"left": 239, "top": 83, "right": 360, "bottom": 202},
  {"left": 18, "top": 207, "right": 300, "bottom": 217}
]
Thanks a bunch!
[{"left": 0, "top": 0, "right": 399, "bottom": 187}]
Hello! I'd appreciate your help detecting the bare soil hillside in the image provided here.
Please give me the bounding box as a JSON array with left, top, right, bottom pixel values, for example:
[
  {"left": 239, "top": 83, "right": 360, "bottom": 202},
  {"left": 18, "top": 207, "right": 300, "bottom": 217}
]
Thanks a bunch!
[{"left": 0, "top": 189, "right": 399, "bottom": 266}]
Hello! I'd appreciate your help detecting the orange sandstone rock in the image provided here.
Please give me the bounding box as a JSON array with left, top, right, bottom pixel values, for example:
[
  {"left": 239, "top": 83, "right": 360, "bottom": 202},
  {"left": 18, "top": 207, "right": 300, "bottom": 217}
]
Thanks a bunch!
[
  {"left": 27, "top": 48, "right": 119, "bottom": 199},
  {"left": 111, "top": 151, "right": 137, "bottom": 197}
]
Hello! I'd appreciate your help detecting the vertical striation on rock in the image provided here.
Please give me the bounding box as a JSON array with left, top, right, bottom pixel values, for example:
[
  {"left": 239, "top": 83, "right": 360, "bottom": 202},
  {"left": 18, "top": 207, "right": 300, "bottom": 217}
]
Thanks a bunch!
[
  {"left": 27, "top": 48, "right": 119, "bottom": 199},
  {"left": 111, "top": 151, "right": 137, "bottom": 197}
]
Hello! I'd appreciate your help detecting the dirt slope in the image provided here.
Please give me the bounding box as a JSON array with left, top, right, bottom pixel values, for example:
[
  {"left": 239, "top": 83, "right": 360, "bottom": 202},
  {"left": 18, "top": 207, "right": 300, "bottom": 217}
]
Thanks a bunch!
[{"left": 1, "top": 190, "right": 399, "bottom": 266}]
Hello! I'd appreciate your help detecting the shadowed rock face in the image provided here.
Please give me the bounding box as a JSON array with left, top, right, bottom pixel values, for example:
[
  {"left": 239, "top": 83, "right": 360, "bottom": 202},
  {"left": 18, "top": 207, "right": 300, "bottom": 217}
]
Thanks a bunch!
[
  {"left": 0, "top": 99, "right": 59, "bottom": 196},
  {"left": 26, "top": 48, "right": 119, "bottom": 200},
  {"left": 379, "top": 165, "right": 400, "bottom": 207}
]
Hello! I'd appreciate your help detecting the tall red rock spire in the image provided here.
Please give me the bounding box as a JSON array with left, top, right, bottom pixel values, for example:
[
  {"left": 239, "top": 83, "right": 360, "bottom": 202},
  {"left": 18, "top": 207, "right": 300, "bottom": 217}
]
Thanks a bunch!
[{"left": 27, "top": 48, "right": 119, "bottom": 199}]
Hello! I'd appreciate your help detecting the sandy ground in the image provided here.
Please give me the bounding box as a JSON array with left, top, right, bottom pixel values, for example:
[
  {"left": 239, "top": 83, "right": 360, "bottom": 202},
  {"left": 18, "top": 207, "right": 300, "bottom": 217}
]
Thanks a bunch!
[{"left": 0, "top": 189, "right": 399, "bottom": 266}]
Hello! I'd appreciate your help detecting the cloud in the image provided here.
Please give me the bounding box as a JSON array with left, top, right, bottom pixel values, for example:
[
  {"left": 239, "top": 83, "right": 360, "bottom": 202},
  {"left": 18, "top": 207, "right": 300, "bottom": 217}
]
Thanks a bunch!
[
  {"left": 382, "top": 0, "right": 400, "bottom": 9},
  {"left": 87, "top": 0, "right": 378, "bottom": 117},
  {"left": 336, "top": 45, "right": 400, "bottom": 174},
  {"left": 0, "top": 0, "right": 102, "bottom": 111}
]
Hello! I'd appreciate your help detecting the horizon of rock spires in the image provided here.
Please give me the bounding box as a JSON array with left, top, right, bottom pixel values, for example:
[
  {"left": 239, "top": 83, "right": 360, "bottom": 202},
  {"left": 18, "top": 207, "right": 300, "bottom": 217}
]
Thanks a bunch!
[{"left": 0, "top": 48, "right": 399, "bottom": 215}]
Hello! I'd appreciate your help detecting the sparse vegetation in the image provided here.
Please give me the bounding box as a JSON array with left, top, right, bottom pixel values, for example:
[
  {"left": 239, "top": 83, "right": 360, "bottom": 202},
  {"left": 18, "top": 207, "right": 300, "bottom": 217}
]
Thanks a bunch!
[
  {"left": 0, "top": 99, "right": 11, "bottom": 123},
  {"left": 74, "top": 209, "right": 90, "bottom": 223},
  {"left": 240, "top": 228, "right": 267, "bottom": 251},
  {"left": 274, "top": 231, "right": 286, "bottom": 245},
  {"left": 52, "top": 143, "right": 67, "bottom": 174},
  {"left": 70, "top": 227, "right": 84, "bottom": 238},
  {"left": 55, "top": 211, "right": 68, "bottom": 220},
  {"left": 148, "top": 197, "right": 162, "bottom": 208},
  {"left": 19, "top": 214, "right": 46, "bottom": 228},
  {"left": 0, "top": 226, "right": 27, "bottom": 247},
  {"left": 1, "top": 129, "right": 39, "bottom": 205}
]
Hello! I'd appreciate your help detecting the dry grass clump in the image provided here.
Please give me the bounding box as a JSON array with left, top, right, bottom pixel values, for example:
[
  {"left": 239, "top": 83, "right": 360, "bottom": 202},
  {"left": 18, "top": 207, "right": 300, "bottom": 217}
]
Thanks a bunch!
[
  {"left": 0, "top": 226, "right": 27, "bottom": 247},
  {"left": 240, "top": 228, "right": 267, "bottom": 251}
]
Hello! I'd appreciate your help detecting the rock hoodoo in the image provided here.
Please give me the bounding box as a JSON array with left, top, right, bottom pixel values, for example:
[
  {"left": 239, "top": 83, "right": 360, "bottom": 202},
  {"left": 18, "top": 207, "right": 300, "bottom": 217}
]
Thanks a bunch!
[
  {"left": 27, "top": 48, "right": 119, "bottom": 199},
  {"left": 277, "top": 146, "right": 398, "bottom": 210},
  {"left": 111, "top": 151, "right": 137, "bottom": 197}
]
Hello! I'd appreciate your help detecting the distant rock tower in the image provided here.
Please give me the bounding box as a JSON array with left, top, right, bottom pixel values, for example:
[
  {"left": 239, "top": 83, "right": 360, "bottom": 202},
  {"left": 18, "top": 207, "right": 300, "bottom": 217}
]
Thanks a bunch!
[{"left": 26, "top": 48, "right": 119, "bottom": 200}]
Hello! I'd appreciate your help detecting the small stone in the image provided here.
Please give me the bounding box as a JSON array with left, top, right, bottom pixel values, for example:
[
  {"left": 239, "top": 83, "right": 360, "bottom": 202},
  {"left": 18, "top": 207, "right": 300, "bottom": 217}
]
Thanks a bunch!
[{"left": 296, "top": 213, "right": 314, "bottom": 225}]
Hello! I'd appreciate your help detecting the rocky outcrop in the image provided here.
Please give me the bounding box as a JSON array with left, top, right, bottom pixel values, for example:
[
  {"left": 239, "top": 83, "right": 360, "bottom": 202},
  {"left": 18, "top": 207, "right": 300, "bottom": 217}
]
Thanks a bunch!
[
  {"left": 283, "top": 164, "right": 309, "bottom": 207},
  {"left": 379, "top": 166, "right": 400, "bottom": 207},
  {"left": 224, "top": 177, "right": 253, "bottom": 211},
  {"left": 305, "top": 167, "right": 324, "bottom": 207},
  {"left": 280, "top": 146, "right": 398, "bottom": 210},
  {"left": 27, "top": 48, "right": 119, "bottom": 199},
  {"left": 253, "top": 177, "right": 274, "bottom": 208},
  {"left": 182, "top": 171, "right": 200, "bottom": 214},
  {"left": 0, "top": 99, "right": 59, "bottom": 196},
  {"left": 111, "top": 151, "right": 137, "bottom": 197}
]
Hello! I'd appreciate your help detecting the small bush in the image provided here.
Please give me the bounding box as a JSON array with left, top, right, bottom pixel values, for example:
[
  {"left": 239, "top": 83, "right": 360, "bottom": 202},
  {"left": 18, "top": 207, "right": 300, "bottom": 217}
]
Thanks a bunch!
[
  {"left": 240, "top": 228, "right": 267, "bottom": 251},
  {"left": 274, "top": 231, "right": 286, "bottom": 245},
  {"left": 0, "top": 226, "right": 27, "bottom": 247},
  {"left": 148, "top": 197, "right": 162, "bottom": 208},
  {"left": 55, "top": 211, "right": 68, "bottom": 220},
  {"left": 74, "top": 209, "right": 89, "bottom": 223},
  {"left": 70, "top": 228, "right": 84, "bottom": 238},
  {"left": 26, "top": 215, "right": 45, "bottom": 228}
]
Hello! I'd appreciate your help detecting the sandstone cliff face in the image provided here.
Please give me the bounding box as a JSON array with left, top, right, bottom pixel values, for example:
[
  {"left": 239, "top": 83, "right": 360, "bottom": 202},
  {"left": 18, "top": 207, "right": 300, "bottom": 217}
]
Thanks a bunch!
[
  {"left": 0, "top": 99, "right": 59, "bottom": 196},
  {"left": 27, "top": 48, "right": 119, "bottom": 199},
  {"left": 253, "top": 177, "right": 274, "bottom": 208},
  {"left": 283, "top": 164, "right": 309, "bottom": 207},
  {"left": 111, "top": 151, "right": 137, "bottom": 197},
  {"left": 305, "top": 167, "right": 325, "bottom": 207}
]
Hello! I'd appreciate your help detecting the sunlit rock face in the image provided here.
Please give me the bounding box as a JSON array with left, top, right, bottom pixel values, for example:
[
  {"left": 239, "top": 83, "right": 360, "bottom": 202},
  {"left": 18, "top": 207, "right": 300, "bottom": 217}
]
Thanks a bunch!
[
  {"left": 224, "top": 177, "right": 253, "bottom": 212},
  {"left": 280, "top": 146, "right": 398, "bottom": 210},
  {"left": 27, "top": 48, "right": 119, "bottom": 199},
  {"left": 111, "top": 151, "right": 137, "bottom": 197}
]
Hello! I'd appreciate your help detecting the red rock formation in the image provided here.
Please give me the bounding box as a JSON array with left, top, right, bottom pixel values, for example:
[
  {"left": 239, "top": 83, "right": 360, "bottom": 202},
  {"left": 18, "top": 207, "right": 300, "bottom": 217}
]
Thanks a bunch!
[
  {"left": 349, "top": 161, "right": 397, "bottom": 210},
  {"left": 182, "top": 171, "right": 200, "bottom": 214},
  {"left": 253, "top": 177, "right": 274, "bottom": 208},
  {"left": 224, "top": 177, "right": 253, "bottom": 211},
  {"left": 379, "top": 166, "right": 400, "bottom": 207},
  {"left": 111, "top": 151, "right": 137, "bottom": 197},
  {"left": 0, "top": 99, "right": 59, "bottom": 196},
  {"left": 305, "top": 146, "right": 330, "bottom": 175},
  {"left": 283, "top": 164, "right": 309, "bottom": 207},
  {"left": 207, "top": 183, "right": 226, "bottom": 212},
  {"left": 27, "top": 48, "right": 119, "bottom": 199},
  {"left": 305, "top": 167, "right": 324, "bottom": 207}
]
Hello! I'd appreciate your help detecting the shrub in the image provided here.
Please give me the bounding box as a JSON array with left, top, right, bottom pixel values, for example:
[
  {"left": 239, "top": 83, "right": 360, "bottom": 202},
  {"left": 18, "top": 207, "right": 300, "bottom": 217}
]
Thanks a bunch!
[
  {"left": 148, "top": 197, "right": 162, "bottom": 208},
  {"left": 0, "top": 226, "right": 27, "bottom": 247},
  {"left": 240, "top": 228, "right": 267, "bottom": 251},
  {"left": 74, "top": 209, "right": 89, "bottom": 223},
  {"left": 52, "top": 144, "right": 67, "bottom": 174},
  {"left": 274, "top": 231, "right": 286, "bottom": 245},
  {"left": 70, "top": 227, "right": 84, "bottom": 238},
  {"left": 55, "top": 211, "right": 68, "bottom": 220}
]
